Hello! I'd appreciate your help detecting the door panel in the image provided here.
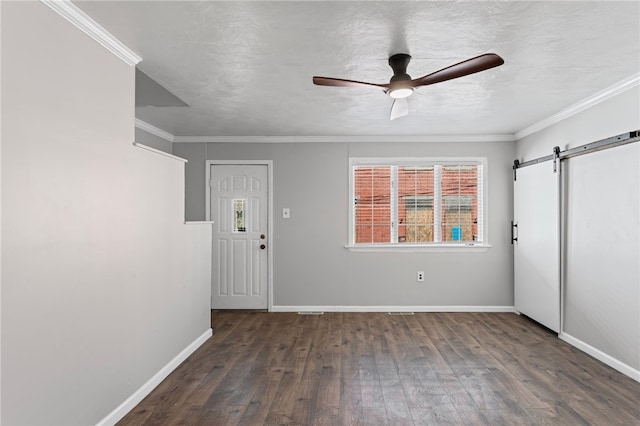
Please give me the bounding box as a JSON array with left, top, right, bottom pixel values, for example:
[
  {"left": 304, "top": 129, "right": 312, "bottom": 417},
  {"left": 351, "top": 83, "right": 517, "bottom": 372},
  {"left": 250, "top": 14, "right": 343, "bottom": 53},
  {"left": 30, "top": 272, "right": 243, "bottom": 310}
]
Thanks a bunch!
[
  {"left": 211, "top": 165, "right": 268, "bottom": 309},
  {"left": 514, "top": 161, "right": 560, "bottom": 332}
]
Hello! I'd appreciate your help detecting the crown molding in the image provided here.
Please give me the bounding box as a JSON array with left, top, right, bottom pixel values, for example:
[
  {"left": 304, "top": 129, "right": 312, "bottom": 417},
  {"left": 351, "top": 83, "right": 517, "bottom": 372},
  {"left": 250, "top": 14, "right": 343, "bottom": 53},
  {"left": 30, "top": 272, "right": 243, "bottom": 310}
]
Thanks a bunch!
[
  {"left": 135, "top": 119, "right": 175, "bottom": 142},
  {"left": 41, "top": 0, "right": 141, "bottom": 66},
  {"left": 515, "top": 72, "right": 640, "bottom": 140},
  {"left": 172, "top": 134, "right": 516, "bottom": 143}
]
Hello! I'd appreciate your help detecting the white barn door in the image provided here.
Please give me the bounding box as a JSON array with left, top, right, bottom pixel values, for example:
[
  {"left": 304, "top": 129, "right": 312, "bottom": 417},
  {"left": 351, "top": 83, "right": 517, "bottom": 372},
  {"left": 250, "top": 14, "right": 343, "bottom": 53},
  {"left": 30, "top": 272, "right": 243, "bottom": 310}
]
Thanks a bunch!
[
  {"left": 514, "top": 161, "right": 560, "bottom": 332},
  {"left": 210, "top": 164, "right": 268, "bottom": 309}
]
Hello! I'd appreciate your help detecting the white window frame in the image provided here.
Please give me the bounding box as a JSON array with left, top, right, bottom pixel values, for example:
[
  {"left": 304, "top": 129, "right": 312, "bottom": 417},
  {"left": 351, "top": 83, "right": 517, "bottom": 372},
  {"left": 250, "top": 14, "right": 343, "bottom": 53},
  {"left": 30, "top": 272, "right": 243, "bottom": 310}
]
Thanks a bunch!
[{"left": 347, "top": 157, "right": 490, "bottom": 252}]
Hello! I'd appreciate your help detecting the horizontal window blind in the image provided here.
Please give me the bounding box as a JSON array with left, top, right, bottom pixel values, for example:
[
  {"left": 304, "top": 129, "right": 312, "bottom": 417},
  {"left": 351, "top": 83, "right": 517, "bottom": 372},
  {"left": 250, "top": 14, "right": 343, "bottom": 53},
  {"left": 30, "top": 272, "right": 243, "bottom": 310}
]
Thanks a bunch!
[{"left": 351, "top": 159, "right": 484, "bottom": 246}]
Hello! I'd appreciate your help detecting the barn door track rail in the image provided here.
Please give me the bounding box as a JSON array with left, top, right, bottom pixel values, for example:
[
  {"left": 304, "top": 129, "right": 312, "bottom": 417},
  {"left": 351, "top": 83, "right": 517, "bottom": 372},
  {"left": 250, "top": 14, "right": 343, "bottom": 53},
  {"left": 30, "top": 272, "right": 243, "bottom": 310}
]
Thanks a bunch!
[{"left": 513, "top": 130, "right": 640, "bottom": 180}]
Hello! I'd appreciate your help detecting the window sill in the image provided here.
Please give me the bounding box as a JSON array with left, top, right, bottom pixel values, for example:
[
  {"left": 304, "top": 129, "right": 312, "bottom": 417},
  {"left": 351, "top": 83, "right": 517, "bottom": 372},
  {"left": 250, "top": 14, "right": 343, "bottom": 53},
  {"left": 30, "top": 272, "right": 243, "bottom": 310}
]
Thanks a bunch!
[{"left": 344, "top": 243, "right": 491, "bottom": 253}]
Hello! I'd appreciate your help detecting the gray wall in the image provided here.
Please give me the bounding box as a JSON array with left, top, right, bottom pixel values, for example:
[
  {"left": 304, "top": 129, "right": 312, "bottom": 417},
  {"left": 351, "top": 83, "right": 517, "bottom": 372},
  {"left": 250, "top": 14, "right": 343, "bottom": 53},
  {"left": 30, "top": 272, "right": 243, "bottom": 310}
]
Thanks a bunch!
[
  {"left": 135, "top": 127, "right": 173, "bottom": 154},
  {"left": 516, "top": 86, "right": 640, "bottom": 371},
  {"left": 174, "top": 142, "right": 208, "bottom": 221},
  {"left": 175, "top": 140, "right": 515, "bottom": 308},
  {"left": 1, "top": 3, "right": 211, "bottom": 424}
]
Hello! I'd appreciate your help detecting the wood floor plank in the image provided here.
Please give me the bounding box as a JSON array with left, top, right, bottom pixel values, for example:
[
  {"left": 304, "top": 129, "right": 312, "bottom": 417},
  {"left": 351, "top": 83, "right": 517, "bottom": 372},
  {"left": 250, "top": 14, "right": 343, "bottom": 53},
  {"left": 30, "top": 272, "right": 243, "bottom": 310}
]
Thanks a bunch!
[
  {"left": 316, "top": 314, "right": 343, "bottom": 410},
  {"left": 444, "top": 314, "right": 551, "bottom": 412},
  {"left": 289, "top": 317, "right": 325, "bottom": 425},
  {"left": 312, "top": 406, "right": 340, "bottom": 425},
  {"left": 191, "top": 322, "right": 274, "bottom": 410},
  {"left": 116, "top": 312, "right": 640, "bottom": 426},
  {"left": 361, "top": 407, "right": 389, "bottom": 425},
  {"left": 378, "top": 367, "right": 413, "bottom": 425},
  {"left": 462, "top": 314, "right": 560, "bottom": 397},
  {"left": 376, "top": 316, "right": 416, "bottom": 424},
  {"left": 399, "top": 316, "right": 449, "bottom": 396},
  {"left": 357, "top": 316, "right": 385, "bottom": 410},
  {"left": 358, "top": 367, "right": 385, "bottom": 409},
  {"left": 337, "top": 313, "right": 364, "bottom": 426},
  {"left": 237, "top": 366, "right": 285, "bottom": 426},
  {"left": 219, "top": 405, "right": 248, "bottom": 426},
  {"left": 481, "top": 313, "right": 640, "bottom": 418},
  {"left": 410, "top": 398, "right": 467, "bottom": 426},
  {"left": 227, "top": 316, "right": 281, "bottom": 406},
  {"left": 115, "top": 404, "right": 157, "bottom": 426}
]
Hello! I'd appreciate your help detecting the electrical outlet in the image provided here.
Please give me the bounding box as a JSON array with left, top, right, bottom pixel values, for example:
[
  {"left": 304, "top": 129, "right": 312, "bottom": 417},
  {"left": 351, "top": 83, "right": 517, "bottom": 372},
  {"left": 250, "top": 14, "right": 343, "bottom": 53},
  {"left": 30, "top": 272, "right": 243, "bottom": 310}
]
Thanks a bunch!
[{"left": 416, "top": 271, "right": 425, "bottom": 282}]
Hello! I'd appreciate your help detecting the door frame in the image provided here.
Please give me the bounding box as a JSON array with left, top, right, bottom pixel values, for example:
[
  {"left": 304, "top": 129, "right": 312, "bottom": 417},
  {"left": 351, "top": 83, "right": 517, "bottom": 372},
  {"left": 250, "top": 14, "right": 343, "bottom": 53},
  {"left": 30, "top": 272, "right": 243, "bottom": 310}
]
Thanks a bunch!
[{"left": 206, "top": 160, "right": 273, "bottom": 311}]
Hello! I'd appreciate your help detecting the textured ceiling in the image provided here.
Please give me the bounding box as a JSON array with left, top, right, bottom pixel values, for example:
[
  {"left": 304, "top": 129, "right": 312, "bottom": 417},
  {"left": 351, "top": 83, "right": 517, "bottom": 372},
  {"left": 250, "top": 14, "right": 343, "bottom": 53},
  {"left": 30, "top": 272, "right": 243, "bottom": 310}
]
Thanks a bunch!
[{"left": 76, "top": 1, "right": 640, "bottom": 138}]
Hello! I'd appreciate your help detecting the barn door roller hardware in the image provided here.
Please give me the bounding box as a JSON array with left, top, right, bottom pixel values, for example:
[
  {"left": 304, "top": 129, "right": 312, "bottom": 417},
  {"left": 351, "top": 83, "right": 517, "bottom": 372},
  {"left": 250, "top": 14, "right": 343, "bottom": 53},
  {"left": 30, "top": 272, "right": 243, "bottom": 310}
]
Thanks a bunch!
[{"left": 512, "top": 130, "right": 639, "bottom": 180}]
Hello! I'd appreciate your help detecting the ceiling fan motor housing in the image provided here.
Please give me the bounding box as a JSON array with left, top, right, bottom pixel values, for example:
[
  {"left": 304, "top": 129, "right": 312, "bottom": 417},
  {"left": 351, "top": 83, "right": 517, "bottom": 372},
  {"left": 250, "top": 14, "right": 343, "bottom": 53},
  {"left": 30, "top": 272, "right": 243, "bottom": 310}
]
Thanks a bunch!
[{"left": 389, "top": 53, "right": 412, "bottom": 82}]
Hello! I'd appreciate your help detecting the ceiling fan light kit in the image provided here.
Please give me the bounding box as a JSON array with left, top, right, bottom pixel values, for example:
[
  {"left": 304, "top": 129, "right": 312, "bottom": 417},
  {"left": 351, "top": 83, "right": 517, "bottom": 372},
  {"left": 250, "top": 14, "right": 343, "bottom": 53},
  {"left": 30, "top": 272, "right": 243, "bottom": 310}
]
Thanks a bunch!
[
  {"left": 387, "top": 86, "right": 414, "bottom": 99},
  {"left": 313, "top": 52, "right": 504, "bottom": 120}
]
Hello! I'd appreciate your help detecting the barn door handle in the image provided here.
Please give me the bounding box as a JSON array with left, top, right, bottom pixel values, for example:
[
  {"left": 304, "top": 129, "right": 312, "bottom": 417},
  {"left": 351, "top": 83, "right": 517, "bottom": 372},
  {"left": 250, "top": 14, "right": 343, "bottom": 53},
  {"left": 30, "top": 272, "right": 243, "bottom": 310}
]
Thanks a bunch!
[{"left": 511, "top": 221, "right": 518, "bottom": 244}]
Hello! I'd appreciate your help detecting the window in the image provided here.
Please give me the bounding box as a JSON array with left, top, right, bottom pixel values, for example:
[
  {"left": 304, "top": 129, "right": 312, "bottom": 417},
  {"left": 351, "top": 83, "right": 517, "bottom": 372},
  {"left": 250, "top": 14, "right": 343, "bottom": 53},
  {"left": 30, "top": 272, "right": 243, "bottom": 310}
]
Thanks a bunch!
[
  {"left": 233, "top": 199, "right": 246, "bottom": 233},
  {"left": 349, "top": 158, "right": 486, "bottom": 248}
]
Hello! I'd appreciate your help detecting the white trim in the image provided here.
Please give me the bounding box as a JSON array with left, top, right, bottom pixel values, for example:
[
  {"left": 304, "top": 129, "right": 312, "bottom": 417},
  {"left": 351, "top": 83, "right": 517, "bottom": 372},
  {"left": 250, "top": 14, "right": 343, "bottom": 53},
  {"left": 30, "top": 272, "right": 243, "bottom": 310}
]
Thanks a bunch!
[
  {"left": 390, "top": 166, "right": 398, "bottom": 243},
  {"left": 206, "top": 160, "right": 274, "bottom": 312},
  {"left": 271, "top": 306, "right": 517, "bottom": 313},
  {"left": 267, "top": 161, "right": 274, "bottom": 312},
  {"left": 40, "top": 0, "right": 141, "bottom": 66},
  {"left": 344, "top": 244, "right": 491, "bottom": 252},
  {"left": 558, "top": 160, "right": 565, "bottom": 337},
  {"left": 433, "top": 165, "right": 443, "bottom": 242},
  {"left": 96, "top": 328, "right": 212, "bottom": 426},
  {"left": 0, "top": 2, "right": 3, "bottom": 421},
  {"left": 184, "top": 221, "right": 214, "bottom": 225},
  {"left": 135, "top": 119, "right": 175, "bottom": 143},
  {"left": 174, "top": 134, "right": 516, "bottom": 143},
  {"left": 133, "top": 143, "right": 187, "bottom": 163},
  {"left": 559, "top": 332, "right": 640, "bottom": 383},
  {"left": 515, "top": 73, "right": 640, "bottom": 140},
  {"left": 350, "top": 157, "right": 485, "bottom": 166}
]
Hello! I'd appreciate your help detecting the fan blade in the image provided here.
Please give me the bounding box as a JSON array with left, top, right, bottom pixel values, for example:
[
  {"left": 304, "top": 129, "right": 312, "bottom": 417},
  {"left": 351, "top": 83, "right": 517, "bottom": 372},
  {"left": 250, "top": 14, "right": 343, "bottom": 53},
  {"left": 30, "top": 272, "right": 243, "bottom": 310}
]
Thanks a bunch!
[
  {"left": 313, "top": 76, "right": 389, "bottom": 89},
  {"left": 411, "top": 53, "right": 504, "bottom": 87},
  {"left": 390, "top": 98, "right": 408, "bottom": 120}
]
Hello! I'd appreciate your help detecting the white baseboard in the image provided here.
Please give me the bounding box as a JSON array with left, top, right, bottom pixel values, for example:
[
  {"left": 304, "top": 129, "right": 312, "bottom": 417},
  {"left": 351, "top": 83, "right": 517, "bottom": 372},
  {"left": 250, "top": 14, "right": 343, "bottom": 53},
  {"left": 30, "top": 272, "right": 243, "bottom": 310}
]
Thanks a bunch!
[
  {"left": 271, "top": 305, "right": 517, "bottom": 313},
  {"left": 96, "top": 328, "right": 213, "bottom": 426},
  {"left": 560, "top": 332, "right": 640, "bottom": 382}
]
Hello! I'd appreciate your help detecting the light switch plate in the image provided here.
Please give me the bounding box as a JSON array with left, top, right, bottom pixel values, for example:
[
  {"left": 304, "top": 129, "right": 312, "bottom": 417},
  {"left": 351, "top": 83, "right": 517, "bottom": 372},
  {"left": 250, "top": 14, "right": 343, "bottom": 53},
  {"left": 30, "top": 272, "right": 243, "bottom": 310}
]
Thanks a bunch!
[{"left": 282, "top": 208, "right": 290, "bottom": 219}]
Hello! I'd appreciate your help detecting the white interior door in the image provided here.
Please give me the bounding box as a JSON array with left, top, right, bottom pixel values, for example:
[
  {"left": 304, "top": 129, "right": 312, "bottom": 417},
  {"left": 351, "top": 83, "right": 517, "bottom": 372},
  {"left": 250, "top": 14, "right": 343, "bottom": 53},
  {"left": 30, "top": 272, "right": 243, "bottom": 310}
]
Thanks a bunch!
[
  {"left": 210, "top": 164, "right": 268, "bottom": 309},
  {"left": 514, "top": 161, "right": 560, "bottom": 332}
]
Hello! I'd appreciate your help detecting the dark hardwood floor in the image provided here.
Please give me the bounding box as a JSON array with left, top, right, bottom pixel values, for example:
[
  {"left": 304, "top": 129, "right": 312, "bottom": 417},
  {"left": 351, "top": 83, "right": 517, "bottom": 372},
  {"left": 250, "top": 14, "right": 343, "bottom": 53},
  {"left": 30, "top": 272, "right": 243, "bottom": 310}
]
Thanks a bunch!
[{"left": 118, "top": 312, "right": 640, "bottom": 425}]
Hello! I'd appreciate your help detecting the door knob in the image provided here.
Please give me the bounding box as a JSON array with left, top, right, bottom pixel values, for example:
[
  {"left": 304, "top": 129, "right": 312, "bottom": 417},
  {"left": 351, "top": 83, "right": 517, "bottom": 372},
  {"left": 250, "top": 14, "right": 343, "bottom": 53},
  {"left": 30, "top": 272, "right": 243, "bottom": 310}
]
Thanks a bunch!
[
  {"left": 260, "top": 244, "right": 266, "bottom": 250},
  {"left": 260, "top": 234, "right": 266, "bottom": 239}
]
